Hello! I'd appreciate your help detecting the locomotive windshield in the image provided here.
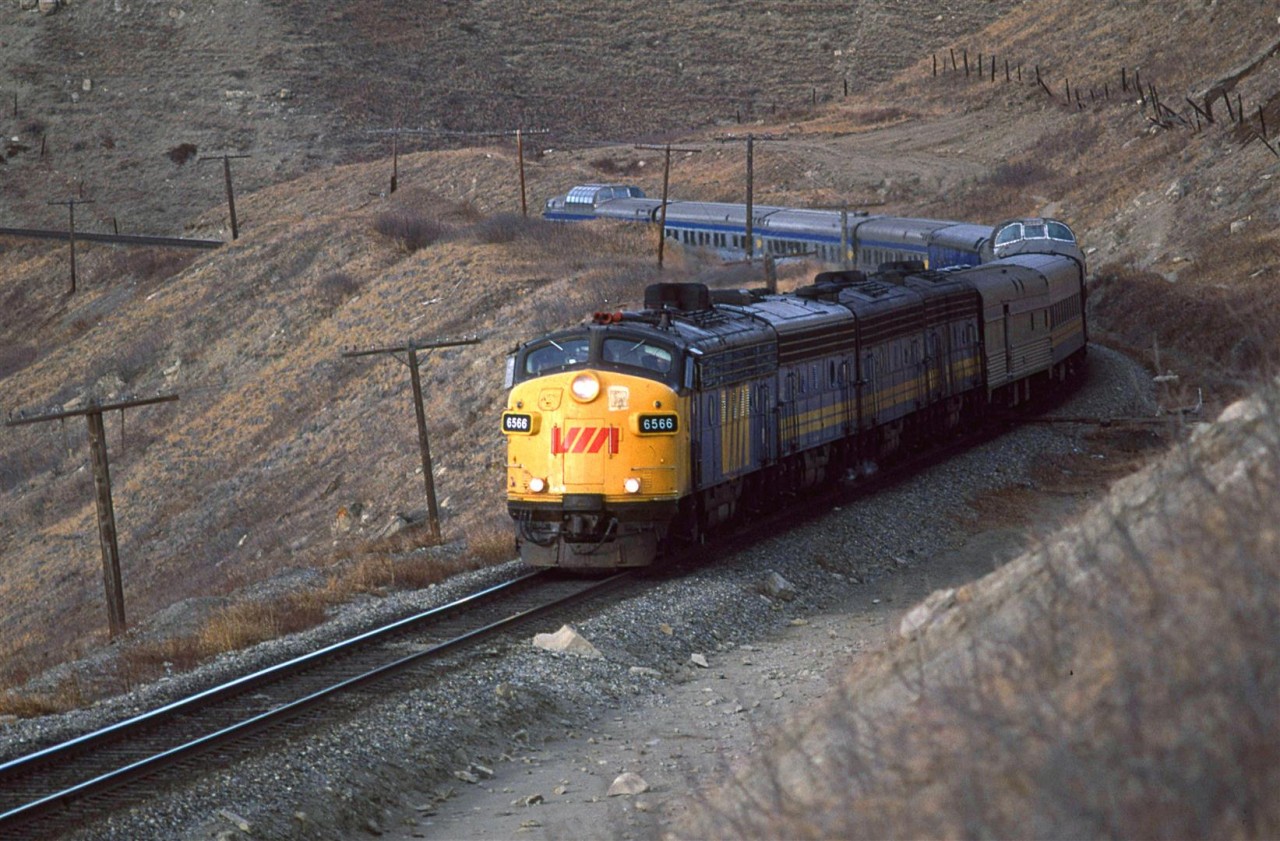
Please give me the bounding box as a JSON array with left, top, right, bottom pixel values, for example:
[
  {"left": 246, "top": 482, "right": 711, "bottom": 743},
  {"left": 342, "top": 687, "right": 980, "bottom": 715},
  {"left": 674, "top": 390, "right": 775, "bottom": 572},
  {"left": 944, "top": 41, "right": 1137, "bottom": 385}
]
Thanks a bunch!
[
  {"left": 523, "top": 335, "right": 591, "bottom": 375},
  {"left": 602, "top": 338, "right": 674, "bottom": 373},
  {"left": 514, "top": 329, "right": 681, "bottom": 385}
]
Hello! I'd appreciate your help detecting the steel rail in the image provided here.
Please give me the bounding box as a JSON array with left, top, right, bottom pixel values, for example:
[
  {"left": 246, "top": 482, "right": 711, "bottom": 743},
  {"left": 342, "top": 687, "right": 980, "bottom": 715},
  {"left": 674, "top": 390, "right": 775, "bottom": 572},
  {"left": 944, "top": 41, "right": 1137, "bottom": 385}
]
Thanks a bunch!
[
  {"left": 0, "top": 570, "right": 639, "bottom": 835},
  {"left": 0, "top": 227, "right": 224, "bottom": 249}
]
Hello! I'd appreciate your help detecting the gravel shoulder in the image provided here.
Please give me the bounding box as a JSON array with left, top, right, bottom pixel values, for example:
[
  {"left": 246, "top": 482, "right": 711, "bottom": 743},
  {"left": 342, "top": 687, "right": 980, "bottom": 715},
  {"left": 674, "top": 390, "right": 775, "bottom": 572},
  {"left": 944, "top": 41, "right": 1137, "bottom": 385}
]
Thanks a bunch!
[{"left": 39, "top": 344, "right": 1153, "bottom": 841}]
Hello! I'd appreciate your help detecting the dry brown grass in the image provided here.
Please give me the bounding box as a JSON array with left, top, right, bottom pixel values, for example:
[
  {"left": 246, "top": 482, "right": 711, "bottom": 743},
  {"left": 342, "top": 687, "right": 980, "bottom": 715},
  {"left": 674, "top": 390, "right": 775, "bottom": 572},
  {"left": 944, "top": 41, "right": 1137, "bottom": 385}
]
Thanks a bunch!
[{"left": 0, "top": 522, "right": 519, "bottom": 716}]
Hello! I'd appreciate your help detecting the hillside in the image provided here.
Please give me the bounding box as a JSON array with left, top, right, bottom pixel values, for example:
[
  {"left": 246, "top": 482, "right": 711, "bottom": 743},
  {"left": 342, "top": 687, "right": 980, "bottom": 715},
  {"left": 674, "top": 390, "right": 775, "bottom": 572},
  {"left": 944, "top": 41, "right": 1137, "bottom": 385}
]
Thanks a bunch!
[
  {"left": 0, "top": 0, "right": 1278, "bottom": 727},
  {"left": 1, "top": 0, "right": 1017, "bottom": 234}
]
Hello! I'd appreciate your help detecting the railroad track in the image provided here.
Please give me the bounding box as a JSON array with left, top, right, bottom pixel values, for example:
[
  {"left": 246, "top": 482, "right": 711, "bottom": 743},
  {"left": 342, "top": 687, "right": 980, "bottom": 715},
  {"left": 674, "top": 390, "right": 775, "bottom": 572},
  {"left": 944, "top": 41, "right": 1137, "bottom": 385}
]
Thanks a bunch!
[{"left": 0, "top": 569, "right": 634, "bottom": 840}]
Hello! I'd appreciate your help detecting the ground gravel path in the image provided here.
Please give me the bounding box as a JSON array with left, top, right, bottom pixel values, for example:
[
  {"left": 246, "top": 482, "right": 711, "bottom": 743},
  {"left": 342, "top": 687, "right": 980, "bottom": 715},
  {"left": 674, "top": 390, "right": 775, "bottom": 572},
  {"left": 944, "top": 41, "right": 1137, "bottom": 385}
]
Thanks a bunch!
[{"left": 23, "top": 344, "right": 1152, "bottom": 841}]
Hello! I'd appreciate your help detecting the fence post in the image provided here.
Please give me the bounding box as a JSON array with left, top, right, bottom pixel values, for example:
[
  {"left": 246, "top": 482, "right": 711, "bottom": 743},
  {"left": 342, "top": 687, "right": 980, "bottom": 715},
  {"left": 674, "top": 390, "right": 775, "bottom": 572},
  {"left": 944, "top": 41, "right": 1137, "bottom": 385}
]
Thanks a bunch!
[{"left": 963, "top": 49, "right": 969, "bottom": 77}]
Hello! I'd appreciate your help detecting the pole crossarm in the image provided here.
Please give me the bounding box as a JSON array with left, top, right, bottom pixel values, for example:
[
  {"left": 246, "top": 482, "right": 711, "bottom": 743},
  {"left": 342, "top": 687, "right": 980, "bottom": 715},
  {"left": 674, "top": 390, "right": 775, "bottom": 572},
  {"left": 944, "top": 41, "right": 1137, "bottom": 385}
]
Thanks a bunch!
[
  {"left": 6, "top": 393, "right": 179, "bottom": 427},
  {"left": 370, "top": 127, "right": 550, "bottom": 139},
  {"left": 633, "top": 144, "right": 703, "bottom": 153},
  {"left": 341, "top": 336, "right": 481, "bottom": 360}
]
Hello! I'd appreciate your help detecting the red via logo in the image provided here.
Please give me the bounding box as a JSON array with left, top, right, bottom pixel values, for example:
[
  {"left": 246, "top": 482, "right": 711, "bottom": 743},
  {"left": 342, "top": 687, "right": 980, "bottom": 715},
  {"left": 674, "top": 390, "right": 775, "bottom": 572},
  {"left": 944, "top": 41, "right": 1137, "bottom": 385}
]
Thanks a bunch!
[{"left": 552, "top": 426, "right": 619, "bottom": 455}]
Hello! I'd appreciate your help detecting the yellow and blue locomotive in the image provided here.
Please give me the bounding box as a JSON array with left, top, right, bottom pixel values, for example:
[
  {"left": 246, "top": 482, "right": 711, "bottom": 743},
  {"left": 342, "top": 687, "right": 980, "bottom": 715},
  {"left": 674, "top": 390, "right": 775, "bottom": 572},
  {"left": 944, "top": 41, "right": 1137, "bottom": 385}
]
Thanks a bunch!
[{"left": 502, "top": 218, "right": 1087, "bottom": 569}]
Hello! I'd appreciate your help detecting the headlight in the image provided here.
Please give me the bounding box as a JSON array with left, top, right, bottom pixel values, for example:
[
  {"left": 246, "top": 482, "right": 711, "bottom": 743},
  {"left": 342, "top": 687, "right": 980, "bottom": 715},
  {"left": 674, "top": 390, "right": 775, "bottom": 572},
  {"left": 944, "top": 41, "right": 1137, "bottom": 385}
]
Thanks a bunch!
[
  {"left": 623, "top": 477, "right": 641, "bottom": 494},
  {"left": 528, "top": 477, "right": 546, "bottom": 493},
  {"left": 570, "top": 373, "right": 600, "bottom": 402}
]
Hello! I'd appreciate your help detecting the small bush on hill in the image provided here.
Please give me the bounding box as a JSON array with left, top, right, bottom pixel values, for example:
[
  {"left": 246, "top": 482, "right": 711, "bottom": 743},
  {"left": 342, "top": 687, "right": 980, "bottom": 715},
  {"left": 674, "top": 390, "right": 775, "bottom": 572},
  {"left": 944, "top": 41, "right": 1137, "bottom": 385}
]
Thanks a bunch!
[
  {"left": 315, "top": 271, "right": 362, "bottom": 311},
  {"left": 470, "top": 212, "right": 543, "bottom": 244},
  {"left": 166, "top": 143, "right": 198, "bottom": 165},
  {"left": 373, "top": 210, "right": 448, "bottom": 253}
]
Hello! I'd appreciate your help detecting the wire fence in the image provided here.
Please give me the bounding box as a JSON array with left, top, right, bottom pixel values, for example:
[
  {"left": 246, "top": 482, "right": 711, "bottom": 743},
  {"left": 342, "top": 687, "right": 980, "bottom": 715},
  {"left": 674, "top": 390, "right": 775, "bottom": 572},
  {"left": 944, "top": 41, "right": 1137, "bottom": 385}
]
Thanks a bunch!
[{"left": 930, "top": 46, "right": 1280, "bottom": 158}]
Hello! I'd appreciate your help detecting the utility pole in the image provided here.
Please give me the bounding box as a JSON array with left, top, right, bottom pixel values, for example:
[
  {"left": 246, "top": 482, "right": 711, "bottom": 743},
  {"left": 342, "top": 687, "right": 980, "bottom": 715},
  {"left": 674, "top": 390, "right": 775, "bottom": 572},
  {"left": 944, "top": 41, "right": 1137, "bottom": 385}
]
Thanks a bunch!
[
  {"left": 371, "top": 127, "right": 550, "bottom": 215},
  {"left": 47, "top": 197, "right": 94, "bottom": 295},
  {"left": 342, "top": 337, "right": 480, "bottom": 541},
  {"left": 6, "top": 393, "right": 180, "bottom": 640},
  {"left": 366, "top": 125, "right": 408, "bottom": 194},
  {"left": 635, "top": 143, "right": 702, "bottom": 267},
  {"left": 198, "top": 153, "right": 250, "bottom": 240},
  {"left": 716, "top": 133, "right": 785, "bottom": 261}
]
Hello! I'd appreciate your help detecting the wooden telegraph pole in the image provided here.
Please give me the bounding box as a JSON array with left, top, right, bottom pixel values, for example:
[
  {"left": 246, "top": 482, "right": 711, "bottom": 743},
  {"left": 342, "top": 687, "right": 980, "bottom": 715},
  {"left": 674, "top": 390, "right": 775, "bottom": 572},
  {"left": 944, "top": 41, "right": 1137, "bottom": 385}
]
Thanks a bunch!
[
  {"left": 716, "top": 133, "right": 785, "bottom": 261},
  {"left": 342, "top": 337, "right": 480, "bottom": 541},
  {"left": 371, "top": 127, "right": 550, "bottom": 216},
  {"left": 634, "top": 143, "right": 702, "bottom": 268},
  {"left": 47, "top": 197, "right": 94, "bottom": 295},
  {"left": 198, "top": 153, "right": 250, "bottom": 240},
  {"left": 366, "top": 125, "right": 408, "bottom": 195},
  {"left": 6, "top": 393, "right": 179, "bottom": 640}
]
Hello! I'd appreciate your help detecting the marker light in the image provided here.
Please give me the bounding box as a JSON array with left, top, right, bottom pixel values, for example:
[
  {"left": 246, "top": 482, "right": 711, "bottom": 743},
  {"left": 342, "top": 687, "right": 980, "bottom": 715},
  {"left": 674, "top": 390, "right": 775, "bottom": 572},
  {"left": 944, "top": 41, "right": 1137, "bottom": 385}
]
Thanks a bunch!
[
  {"left": 570, "top": 373, "right": 600, "bottom": 402},
  {"left": 623, "top": 477, "right": 642, "bottom": 494},
  {"left": 529, "top": 477, "right": 547, "bottom": 493}
]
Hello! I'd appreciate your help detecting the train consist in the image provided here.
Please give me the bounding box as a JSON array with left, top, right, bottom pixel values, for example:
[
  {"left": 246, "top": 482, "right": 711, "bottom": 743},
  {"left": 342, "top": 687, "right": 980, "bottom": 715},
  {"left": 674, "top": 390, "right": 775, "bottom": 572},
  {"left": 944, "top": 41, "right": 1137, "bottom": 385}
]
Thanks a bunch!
[
  {"left": 543, "top": 183, "right": 1003, "bottom": 271},
  {"left": 503, "top": 208, "right": 1088, "bottom": 569}
]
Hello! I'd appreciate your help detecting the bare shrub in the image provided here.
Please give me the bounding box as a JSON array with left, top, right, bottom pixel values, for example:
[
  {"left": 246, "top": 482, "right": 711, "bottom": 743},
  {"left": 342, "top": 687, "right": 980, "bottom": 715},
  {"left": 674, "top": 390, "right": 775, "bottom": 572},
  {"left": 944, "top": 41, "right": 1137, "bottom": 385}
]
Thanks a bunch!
[
  {"left": 850, "top": 106, "right": 911, "bottom": 124},
  {"left": 196, "top": 592, "right": 329, "bottom": 655},
  {"left": 1090, "top": 260, "right": 1280, "bottom": 393},
  {"left": 96, "top": 247, "right": 198, "bottom": 284},
  {"left": 166, "top": 143, "right": 198, "bottom": 165},
  {"left": 0, "top": 342, "right": 37, "bottom": 380},
  {"left": 372, "top": 210, "right": 448, "bottom": 253},
  {"left": 114, "top": 331, "right": 166, "bottom": 384},
  {"left": 443, "top": 199, "right": 485, "bottom": 224},
  {"left": 470, "top": 212, "right": 543, "bottom": 244},
  {"left": 465, "top": 525, "right": 515, "bottom": 565},
  {"left": 0, "top": 677, "right": 82, "bottom": 718},
  {"left": 984, "top": 159, "right": 1051, "bottom": 191},
  {"left": 315, "top": 271, "right": 362, "bottom": 311},
  {"left": 590, "top": 155, "right": 645, "bottom": 177}
]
